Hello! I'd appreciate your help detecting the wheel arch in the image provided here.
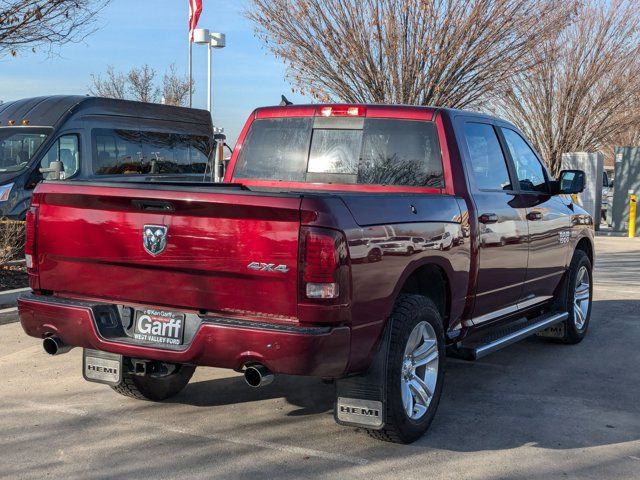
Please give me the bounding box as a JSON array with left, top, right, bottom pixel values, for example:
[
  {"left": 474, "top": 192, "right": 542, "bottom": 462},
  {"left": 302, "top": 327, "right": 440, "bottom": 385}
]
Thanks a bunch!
[
  {"left": 575, "top": 236, "right": 594, "bottom": 266},
  {"left": 399, "top": 263, "right": 451, "bottom": 329},
  {"left": 553, "top": 234, "right": 594, "bottom": 310}
]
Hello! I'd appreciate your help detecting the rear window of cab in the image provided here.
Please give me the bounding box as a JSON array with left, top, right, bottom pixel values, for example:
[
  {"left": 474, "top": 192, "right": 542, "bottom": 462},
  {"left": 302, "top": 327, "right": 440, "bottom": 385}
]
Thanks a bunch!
[{"left": 233, "top": 117, "right": 444, "bottom": 188}]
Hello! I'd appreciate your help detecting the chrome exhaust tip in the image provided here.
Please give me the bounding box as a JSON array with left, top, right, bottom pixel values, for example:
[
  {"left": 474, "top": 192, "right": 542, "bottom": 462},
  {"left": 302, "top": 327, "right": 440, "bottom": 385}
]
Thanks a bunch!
[
  {"left": 244, "top": 364, "right": 274, "bottom": 388},
  {"left": 43, "top": 336, "right": 72, "bottom": 356}
]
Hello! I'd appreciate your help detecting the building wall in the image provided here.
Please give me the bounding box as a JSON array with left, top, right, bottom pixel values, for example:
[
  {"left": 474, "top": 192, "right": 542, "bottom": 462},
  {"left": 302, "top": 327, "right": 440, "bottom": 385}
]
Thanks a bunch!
[
  {"left": 561, "top": 152, "right": 603, "bottom": 228},
  {"left": 612, "top": 147, "right": 640, "bottom": 235}
]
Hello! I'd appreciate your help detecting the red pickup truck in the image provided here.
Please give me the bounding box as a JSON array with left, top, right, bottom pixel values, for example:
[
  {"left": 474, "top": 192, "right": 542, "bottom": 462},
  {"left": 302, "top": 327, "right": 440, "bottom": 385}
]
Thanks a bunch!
[{"left": 18, "top": 104, "right": 594, "bottom": 443}]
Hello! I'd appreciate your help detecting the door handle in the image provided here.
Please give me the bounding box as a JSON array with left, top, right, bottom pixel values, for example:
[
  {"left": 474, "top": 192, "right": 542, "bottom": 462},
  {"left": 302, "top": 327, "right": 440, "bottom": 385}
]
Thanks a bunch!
[
  {"left": 132, "top": 199, "right": 175, "bottom": 212},
  {"left": 479, "top": 213, "right": 498, "bottom": 224},
  {"left": 527, "top": 211, "right": 543, "bottom": 221}
]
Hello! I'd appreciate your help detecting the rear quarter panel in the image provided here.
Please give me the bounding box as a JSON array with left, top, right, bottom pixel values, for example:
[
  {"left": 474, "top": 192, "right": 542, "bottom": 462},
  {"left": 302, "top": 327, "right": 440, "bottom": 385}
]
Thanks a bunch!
[{"left": 302, "top": 193, "right": 471, "bottom": 373}]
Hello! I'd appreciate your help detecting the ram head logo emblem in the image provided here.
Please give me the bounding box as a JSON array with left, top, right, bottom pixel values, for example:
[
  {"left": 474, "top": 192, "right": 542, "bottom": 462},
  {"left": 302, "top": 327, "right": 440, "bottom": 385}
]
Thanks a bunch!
[{"left": 143, "top": 225, "right": 168, "bottom": 256}]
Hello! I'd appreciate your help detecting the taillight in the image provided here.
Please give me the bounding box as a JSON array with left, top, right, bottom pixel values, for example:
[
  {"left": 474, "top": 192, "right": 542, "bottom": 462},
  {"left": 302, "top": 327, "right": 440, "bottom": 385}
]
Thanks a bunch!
[
  {"left": 317, "top": 105, "right": 365, "bottom": 117},
  {"left": 300, "top": 227, "right": 349, "bottom": 301},
  {"left": 25, "top": 206, "right": 37, "bottom": 271}
]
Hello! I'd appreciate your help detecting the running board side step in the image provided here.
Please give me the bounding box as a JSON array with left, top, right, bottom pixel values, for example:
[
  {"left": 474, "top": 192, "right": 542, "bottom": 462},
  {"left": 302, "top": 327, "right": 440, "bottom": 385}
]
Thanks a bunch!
[{"left": 451, "top": 311, "right": 568, "bottom": 360}]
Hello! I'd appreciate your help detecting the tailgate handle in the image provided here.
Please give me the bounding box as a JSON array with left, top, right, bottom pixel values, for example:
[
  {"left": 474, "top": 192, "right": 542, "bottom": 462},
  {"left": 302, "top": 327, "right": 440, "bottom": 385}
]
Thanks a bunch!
[{"left": 132, "top": 199, "right": 175, "bottom": 212}]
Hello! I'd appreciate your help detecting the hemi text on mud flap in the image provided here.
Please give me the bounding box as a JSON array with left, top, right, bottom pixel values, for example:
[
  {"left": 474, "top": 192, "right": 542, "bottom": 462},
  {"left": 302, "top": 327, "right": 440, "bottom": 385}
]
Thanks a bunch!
[
  {"left": 336, "top": 397, "right": 384, "bottom": 428},
  {"left": 83, "top": 348, "right": 123, "bottom": 386}
]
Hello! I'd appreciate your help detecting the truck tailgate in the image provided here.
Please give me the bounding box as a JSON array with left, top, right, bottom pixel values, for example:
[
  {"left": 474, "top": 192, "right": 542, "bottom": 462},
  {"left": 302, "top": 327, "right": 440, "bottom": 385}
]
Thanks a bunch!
[{"left": 33, "top": 182, "right": 302, "bottom": 318}]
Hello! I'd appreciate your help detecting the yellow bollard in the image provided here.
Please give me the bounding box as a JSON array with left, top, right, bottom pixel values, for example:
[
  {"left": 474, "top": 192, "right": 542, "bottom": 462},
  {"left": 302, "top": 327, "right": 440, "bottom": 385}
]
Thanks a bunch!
[{"left": 629, "top": 193, "right": 637, "bottom": 238}]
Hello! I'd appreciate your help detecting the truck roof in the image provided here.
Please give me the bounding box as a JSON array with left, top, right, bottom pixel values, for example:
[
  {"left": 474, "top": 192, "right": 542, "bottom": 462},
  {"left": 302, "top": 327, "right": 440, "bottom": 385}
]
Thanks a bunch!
[
  {"left": 252, "top": 103, "right": 508, "bottom": 125},
  {"left": 0, "top": 95, "right": 211, "bottom": 128}
]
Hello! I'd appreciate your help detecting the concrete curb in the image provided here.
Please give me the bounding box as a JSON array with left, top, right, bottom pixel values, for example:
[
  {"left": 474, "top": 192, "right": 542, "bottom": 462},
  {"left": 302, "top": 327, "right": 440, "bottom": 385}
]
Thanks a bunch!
[
  {"left": 0, "top": 287, "right": 30, "bottom": 307},
  {"left": 0, "top": 309, "right": 19, "bottom": 326},
  {"left": 595, "top": 230, "right": 628, "bottom": 237}
]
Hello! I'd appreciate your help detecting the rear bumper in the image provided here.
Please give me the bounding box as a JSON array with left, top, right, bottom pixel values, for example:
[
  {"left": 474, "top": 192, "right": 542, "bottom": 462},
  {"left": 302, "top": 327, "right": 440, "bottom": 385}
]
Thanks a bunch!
[{"left": 18, "top": 293, "right": 350, "bottom": 377}]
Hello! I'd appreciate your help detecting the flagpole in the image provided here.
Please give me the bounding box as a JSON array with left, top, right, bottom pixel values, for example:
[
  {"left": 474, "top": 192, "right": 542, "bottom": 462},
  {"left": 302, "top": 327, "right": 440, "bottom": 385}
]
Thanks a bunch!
[
  {"left": 188, "top": 0, "right": 201, "bottom": 109},
  {"left": 188, "top": 37, "right": 193, "bottom": 108}
]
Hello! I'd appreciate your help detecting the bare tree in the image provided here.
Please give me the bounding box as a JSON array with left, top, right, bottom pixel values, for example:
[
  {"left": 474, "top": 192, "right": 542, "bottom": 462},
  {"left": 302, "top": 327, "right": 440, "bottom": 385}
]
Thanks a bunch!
[
  {"left": 127, "top": 64, "right": 159, "bottom": 103},
  {"left": 89, "top": 64, "right": 194, "bottom": 106},
  {"left": 0, "top": 0, "right": 109, "bottom": 58},
  {"left": 246, "top": 0, "right": 574, "bottom": 108},
  {"left": 0, "top": 218, "right": 24, "bottom": 266},
  {"left": 601, "top": 105, "right": 640, "bottom": 165},
  {"left": 162, "top": 64, "right": 193, "bottom": 107},
  {"left": 492, "top": 0, "right": 640, "bottom": 174},
  {"left": 89, "top": 66, "right": 127, "bottom": 99}
]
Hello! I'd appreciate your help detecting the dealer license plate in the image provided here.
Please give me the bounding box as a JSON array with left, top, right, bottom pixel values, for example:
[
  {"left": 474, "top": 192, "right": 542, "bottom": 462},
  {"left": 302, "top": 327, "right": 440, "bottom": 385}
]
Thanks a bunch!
[{"left": 133, "top": 308, "right": 185, "bottom": 346}]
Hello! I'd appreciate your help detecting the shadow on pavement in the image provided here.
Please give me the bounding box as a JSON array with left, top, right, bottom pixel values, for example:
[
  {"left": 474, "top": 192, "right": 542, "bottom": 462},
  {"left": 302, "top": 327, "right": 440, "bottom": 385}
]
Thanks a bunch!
[{"left": 167, "top": 299, "right": 640, "bottom": 455}]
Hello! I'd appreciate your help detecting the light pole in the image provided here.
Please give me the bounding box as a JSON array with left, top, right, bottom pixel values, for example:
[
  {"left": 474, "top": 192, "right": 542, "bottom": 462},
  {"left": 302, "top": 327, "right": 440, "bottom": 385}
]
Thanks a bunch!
[
  {"left": 193, "top": 29, "right": 226, "bottom": 116},
  {"left": 194, "top": 28, "right": 226, "bottom": 182}
]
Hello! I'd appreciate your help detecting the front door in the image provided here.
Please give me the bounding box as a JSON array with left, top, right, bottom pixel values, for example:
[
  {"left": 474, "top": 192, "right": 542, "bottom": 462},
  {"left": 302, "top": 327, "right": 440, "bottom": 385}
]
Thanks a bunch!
[
  {"left": 498, "top": 127, "right": 571, "bottom": 302},
  {"left": 459, "top": 121, "right": 529, "bottom": 324}
]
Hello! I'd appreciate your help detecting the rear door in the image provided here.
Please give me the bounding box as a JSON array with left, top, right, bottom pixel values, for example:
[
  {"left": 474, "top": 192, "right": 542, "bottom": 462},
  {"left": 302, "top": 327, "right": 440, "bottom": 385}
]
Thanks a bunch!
[
  {"left": 498, "top": 127, "right": 571, "bottom": 303},
  {"left": 459, "top": 120, "right": 529, "bottom": 324}
]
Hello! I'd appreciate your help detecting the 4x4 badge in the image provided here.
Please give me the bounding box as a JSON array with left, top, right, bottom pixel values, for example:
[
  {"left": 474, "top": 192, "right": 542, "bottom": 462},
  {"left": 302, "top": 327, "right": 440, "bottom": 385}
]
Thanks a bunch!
[
  {"left": 143, "top": 225, "right": 168, "bottom": 256},
  {"left": 247, "top": 262, "right": 289, "bottom": 273}
]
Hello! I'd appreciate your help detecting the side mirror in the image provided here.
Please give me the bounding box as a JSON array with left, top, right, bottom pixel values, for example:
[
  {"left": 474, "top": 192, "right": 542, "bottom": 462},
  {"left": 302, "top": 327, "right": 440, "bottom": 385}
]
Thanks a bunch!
[
  {"left": 39, "top": 160, "right": 64, "bottom": 180},
  {"left": 553, "top": 169, "right": 585, "bottom": 195}
]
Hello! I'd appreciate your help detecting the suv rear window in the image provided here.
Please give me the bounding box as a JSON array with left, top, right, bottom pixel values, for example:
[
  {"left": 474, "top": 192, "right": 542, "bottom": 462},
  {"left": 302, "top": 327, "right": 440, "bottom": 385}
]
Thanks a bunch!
[
  {"left": 234, "top": 118, "right": 444, "bottom": 188},
  {"left": 92, "top": 128, "right": 211, "bottom": 175}
]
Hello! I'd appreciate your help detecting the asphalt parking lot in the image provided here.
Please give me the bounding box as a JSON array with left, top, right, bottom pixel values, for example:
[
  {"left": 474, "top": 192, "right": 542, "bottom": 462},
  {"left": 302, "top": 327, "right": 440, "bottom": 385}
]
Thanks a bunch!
[{"left": 1, "top": 236, "right": 639, "bottom": 480}]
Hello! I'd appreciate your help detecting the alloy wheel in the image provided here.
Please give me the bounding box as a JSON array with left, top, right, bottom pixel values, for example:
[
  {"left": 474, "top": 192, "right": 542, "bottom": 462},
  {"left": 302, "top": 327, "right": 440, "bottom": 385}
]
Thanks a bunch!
[
  {"left": 573, "top": 266, "right": 590, "bottom": 330},
  {"left": 400, "top": 321, "right": 439, "bottom": 420}
]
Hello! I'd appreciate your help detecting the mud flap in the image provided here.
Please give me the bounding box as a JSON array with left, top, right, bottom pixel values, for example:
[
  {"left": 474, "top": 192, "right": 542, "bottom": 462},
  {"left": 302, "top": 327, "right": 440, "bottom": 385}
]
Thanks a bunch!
[
  {"left": 334, "top": 321, "right": 391, "bottom": 430},
  {"left": 536, "top": 323, "right": 566, "bottom": 339},
  {"left": 83, "top": 348, "right": 123, "bottom": 386},
  {"left": 537, "top": 268, "right": 570, "bottom": 339}
]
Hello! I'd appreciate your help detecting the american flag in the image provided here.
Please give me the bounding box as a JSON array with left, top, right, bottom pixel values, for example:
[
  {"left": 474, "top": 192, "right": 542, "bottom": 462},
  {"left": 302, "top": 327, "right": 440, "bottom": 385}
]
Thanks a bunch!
[{"left": 189, "top": 0, "right": 203, "bottom": 41}]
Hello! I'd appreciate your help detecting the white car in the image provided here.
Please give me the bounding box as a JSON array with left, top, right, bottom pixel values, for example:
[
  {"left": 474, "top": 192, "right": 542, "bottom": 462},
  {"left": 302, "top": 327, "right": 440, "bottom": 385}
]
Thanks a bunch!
[
  {"left": 424, "top": 231, "right": 453, "bottom": 250},
  {"left": 371, "top": 236, "right": 416, "bottom": 255},
  {"left": 348, "top": 238, "right": 383, "bottom": 263},
  {"left": 410, "top": 237, "right": 427, "bottom": 252}
]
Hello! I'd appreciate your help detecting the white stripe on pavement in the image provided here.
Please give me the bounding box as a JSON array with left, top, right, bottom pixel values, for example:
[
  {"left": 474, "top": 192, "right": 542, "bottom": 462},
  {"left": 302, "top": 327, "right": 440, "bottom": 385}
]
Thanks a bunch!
[{"left": 16, "top": 400, "right": 369, "bottom": 466}]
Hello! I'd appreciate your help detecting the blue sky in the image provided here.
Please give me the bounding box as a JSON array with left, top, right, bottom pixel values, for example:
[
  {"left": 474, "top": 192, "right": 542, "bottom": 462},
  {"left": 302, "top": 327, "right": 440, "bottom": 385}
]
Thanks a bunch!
[{"left": 0, "top": 0, "right": 311, "bottom": 144}]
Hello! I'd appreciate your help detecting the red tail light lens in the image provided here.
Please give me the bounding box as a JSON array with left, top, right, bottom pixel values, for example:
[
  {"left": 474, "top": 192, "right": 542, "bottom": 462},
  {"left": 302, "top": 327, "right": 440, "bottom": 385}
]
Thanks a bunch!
[
  {"left": 317, "top": 105, "right": 365, "bottom": 117},
  {"left": 25, "top": 206, "right": 37, "bottom": 271},
  {"left": 303, "top": 231, "right": 338, "bottom": 283},
  {"left": 300, "top": 227, "right": 349, "bottom": 301}
]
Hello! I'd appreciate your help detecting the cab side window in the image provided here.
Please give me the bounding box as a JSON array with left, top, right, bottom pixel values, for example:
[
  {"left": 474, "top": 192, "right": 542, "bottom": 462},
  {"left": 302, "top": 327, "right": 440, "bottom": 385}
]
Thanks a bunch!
[
  {"left": 501, "top": 128, "right": 547, "bottom": 193},
  {"left": 464, "top": 122, "right": 512, "bottom": 191},
  {"left": 41, "top": 134, "right": 80, "bottom": 179}
]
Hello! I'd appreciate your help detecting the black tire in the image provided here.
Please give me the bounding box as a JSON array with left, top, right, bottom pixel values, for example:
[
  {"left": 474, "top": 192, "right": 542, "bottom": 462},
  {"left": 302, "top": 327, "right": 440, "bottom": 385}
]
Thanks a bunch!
[
  {"left": 406, "top": 247, "right": 414, "bottom": 256},
  {"left": 367, "top": 249, "right": 380, "bottom": 263},
  {"left": 368, "top": 294, "right": 445, "bottom": 443},
  {"left": 111, "top": 363, "right": 196, "bottom": 401},
  {"left": 558, "top": 249, "right": 593, "bottom": 344}
]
